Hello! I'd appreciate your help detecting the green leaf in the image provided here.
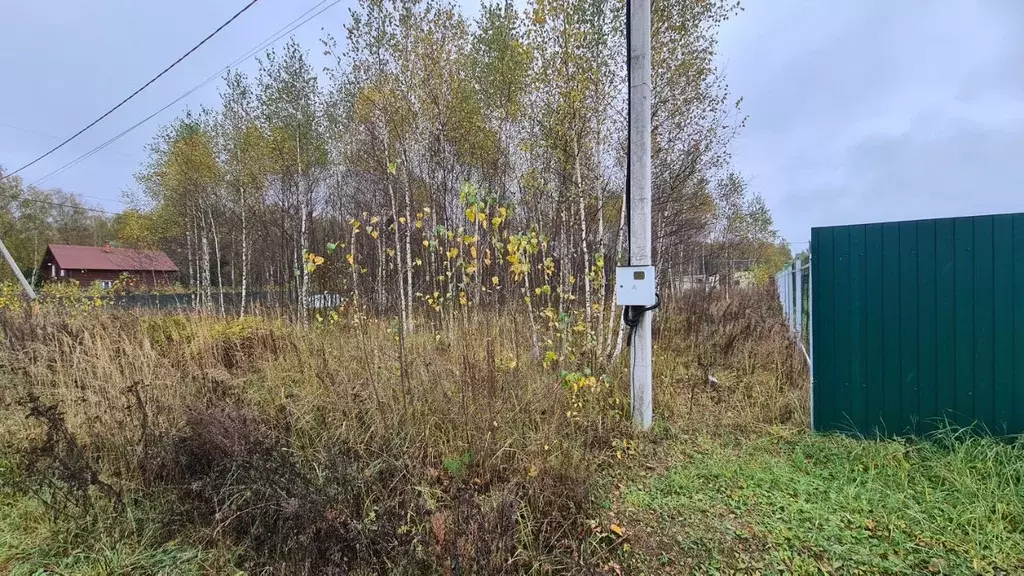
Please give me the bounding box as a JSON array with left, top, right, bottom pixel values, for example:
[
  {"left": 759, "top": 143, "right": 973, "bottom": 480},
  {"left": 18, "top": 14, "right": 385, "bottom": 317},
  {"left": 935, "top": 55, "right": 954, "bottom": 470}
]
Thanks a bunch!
[
  {"left": 387, "top": 161, "right": 398, "bottom": 175},
  {"left": 326, "top": 242, "right": 337, "bottom": 255}
]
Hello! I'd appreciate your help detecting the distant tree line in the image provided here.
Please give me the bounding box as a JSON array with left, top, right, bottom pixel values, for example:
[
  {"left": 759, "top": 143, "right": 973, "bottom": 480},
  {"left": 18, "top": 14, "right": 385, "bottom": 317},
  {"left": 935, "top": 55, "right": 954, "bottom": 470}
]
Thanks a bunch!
[{"left": 1, "top": 0, "right": 787, "bottom": 343}]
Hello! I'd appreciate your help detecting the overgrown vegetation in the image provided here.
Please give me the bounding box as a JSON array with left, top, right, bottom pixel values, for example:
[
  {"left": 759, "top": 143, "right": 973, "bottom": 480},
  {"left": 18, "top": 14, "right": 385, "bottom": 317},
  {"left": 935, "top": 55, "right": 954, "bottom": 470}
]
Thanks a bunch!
[
  {"left": 1, "top": 288, "right": 1020, "bottom": 574},
  {"left": 0, "top": 307, "right": 620, "bottom": 573}
]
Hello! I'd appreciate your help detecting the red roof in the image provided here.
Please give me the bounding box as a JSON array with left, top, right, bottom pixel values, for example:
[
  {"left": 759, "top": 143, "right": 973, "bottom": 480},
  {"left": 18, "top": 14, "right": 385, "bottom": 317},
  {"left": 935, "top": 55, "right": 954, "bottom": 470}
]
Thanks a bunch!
[{"left": 46, "top": 244, "right": 178, "bottom": 272}]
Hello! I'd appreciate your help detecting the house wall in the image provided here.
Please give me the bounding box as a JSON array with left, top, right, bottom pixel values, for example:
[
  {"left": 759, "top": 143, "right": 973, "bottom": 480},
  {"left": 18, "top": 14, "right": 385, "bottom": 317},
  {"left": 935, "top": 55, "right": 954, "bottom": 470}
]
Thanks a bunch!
[{"left": 45, "top": 264, "right": 176, "bottom": 288}]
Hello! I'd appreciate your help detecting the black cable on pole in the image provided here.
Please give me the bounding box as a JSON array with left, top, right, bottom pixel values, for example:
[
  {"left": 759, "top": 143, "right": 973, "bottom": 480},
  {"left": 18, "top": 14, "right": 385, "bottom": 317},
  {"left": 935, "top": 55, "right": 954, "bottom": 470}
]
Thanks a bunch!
[
  {"left": 624, "top": 293, "right": 660, "bottom": 347},
  {"left": 0, "top": 0, "right": 261, "bottom": 183}
]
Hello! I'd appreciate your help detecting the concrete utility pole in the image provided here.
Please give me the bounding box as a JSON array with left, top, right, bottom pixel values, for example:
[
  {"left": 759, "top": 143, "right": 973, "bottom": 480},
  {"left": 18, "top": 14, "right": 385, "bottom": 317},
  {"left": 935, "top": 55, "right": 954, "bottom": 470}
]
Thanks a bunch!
[
  {"left": 628, "top": 0, "right": 653, "bottom": 430},
  {"left": 0, "top": 236, "right": 36, "bottom": 299}
]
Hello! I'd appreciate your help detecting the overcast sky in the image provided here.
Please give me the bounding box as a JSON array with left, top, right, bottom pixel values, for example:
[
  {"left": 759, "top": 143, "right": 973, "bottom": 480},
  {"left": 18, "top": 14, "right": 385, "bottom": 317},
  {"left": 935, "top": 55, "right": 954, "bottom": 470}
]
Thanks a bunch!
[
  {"left": 717, "top": 0, "right": 1024, "bottom": 246},
  {"left": 2, "top": 0, "right": 1022, "bottom": 247}
]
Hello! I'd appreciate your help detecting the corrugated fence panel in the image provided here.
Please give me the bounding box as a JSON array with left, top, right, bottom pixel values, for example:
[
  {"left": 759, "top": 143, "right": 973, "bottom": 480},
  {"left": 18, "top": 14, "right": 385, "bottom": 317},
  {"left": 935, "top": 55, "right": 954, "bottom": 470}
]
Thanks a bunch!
[
  {"left": 917, "top": 219, "right": 938, "bottom": 434},
  {"left": 811, "top": 213, "right": 1024, "bottom": 436}
]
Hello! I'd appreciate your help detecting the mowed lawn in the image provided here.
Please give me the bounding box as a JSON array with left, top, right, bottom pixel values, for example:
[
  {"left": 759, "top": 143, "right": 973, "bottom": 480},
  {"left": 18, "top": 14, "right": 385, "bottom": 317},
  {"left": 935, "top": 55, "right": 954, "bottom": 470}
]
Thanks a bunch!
[{"left": 611, "top": 427, "right": 1024, "bottom": 575}]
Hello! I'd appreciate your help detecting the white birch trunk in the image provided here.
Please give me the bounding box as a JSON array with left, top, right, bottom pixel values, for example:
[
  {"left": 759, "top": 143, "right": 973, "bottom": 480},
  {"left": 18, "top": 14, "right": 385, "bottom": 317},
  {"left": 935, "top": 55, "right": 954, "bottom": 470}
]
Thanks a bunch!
[
  {"left": 401, "top": 161, "right": 414, "bottom": 332},
  {"left": 574, "top": 134, "right": 592, "bottom": 328},
  {"left": 209, "top": 204, "right": 225, "bottom": 315},
  {"left": 297, "top": 135, "right": 309, "bottom": 325},
  {"left": 558, "top": 208, "right": 568, "bottom": 321},
  {"left": 595, "top": 121, "right": 607, "bottom": 353},
  {"left": 200, "top": 206, "right": 212, "bottom": 312},
  {"left": 240, "top": 185, "right": 248, "bottom": 317},
  {"left": 384, "top": 140, "right": 407, "bottom": 332},
  {"left": 350, "top": 223, "right": 359, "bottom": 305},
  {"left": 299, "top": 182, "right": 309, "bottom": 324},
  {"left": 187, "top": 210, "right": 196, "bottom": 310},
  {"left": 605, "top": 187, "right": 627, "bottom": 359},
  {"left": 387, "top": 177, "right": 407, "bottom": 332}
]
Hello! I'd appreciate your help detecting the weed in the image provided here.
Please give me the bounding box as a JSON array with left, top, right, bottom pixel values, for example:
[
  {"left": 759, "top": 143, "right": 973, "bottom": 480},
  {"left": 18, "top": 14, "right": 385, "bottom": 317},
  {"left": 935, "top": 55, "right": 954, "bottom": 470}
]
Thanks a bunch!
[{"left": 16, "top": 394, "right": 122, "bottom": 516}]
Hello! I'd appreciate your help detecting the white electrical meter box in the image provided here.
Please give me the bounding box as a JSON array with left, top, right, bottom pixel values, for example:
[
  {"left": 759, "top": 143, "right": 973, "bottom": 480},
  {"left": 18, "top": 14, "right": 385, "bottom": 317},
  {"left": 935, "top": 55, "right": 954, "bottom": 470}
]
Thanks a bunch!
[{"left": 615, "top": 265, "right": 656, "bottom": 306}]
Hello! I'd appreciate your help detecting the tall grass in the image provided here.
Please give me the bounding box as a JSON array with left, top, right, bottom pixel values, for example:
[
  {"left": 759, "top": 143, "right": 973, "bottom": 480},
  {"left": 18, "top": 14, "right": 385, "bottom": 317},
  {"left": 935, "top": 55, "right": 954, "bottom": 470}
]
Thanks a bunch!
[
  {"left": 0, "top": 286, "right": 811, "bottom": 573},
  {"left": 654, "top": 287, "right": 810, "bottom": 433},
  {"left": 0, "top": 309, "right": 626, "bottom": 573}
]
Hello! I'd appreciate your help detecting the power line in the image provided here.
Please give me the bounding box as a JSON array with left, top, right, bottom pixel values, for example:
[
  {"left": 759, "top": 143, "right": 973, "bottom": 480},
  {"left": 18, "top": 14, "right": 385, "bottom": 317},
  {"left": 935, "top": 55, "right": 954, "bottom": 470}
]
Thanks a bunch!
[
  {"left": 0, "top": 0, "right": 261, "bottom": 183},
  {"left": 29, "top": 0, "right": 339, "bottom": 188},
  {"left": 1, "top": 192, "right": 124, "bottom": 217},
  {"left": 0, "top": 122, "right": 134, "bottom": 159}
]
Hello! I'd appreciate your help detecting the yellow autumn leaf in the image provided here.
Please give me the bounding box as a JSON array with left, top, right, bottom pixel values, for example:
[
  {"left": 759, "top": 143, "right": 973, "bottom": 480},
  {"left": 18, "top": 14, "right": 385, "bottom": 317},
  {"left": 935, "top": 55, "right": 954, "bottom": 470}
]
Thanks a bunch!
[
  {"left": 527, "top": 465, "right": 538, "bottom": 478},
  {"left": 491, "top": 276, "right": 500, "bottom": 286},
  {"left": 423, "top": 240, "right": 430, "bottom": 248},
  {"left": 370, "top": 230, "right": 380, "bottom": 240},
  {"left": 370, "top": 216, "right": 380, "bottom": 224},
  {"left": 415, "top": 219, "right": 423, "bottom": 229},
  {"left": 609, "top": 524, "right": 625, "bottom": 537},
  {"left": 346, "top": 254, "right": 355, "bottom": 266},
  {"left": 399, "top": 217, "right": 407, "bottom": 224},
  {"left": 470, "top": 246, "right": 478, "bottom": 259}
]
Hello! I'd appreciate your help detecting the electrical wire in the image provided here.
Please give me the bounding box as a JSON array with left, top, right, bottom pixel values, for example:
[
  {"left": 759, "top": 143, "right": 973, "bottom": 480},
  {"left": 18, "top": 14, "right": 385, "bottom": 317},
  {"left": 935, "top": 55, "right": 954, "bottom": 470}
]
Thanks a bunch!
[
  {"left": 0, "top": 193, "right": 122, "bottom": 217},
  {"left": 0, "top": 123, "right": 133, "bottom": 159},
  {"left": 0, "top": 0, "right": 262, "bottom": 183},
  {"left": 29, "top": 0, "right": 339, "bottom": 188},
  {"left": 622, "top": 293, "right": 659, "bottom": 347},
  {"left": 3, "top": 0, "right": 338, "bottom": 213}
]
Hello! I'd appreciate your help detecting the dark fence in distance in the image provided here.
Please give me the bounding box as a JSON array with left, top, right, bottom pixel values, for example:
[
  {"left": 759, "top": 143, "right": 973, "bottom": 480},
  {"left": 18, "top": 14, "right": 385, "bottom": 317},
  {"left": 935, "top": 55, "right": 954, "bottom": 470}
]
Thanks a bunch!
[{"left": 48, "top": 291, "right": 348, "bottom": 314}]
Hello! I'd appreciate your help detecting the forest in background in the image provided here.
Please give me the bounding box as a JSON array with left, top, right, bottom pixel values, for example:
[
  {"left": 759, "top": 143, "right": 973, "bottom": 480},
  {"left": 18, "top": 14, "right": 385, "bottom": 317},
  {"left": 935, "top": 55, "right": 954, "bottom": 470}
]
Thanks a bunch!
[{"left": 0, "top": 0, "right": 788, "bottom": 329}]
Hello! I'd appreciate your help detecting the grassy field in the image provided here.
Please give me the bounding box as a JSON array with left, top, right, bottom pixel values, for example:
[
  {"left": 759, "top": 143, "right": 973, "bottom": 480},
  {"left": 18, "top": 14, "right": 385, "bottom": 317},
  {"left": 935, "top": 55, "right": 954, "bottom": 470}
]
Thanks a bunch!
[
  {"left": 608, "top": 428, "right": 1023, "bottom": 575},
  {"left": 0, "top": 290, "right": 1020, "bottom": 574}
]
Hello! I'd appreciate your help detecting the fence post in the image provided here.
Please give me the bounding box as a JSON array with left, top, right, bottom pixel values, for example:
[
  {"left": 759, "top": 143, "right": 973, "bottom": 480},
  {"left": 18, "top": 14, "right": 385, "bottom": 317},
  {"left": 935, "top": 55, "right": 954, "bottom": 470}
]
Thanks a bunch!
[
  {"left": 807, "top": 253, "right": 814, "bottom": 432},
  {"left": 794, "top": 259, "right": 802, "bottom": 337}
]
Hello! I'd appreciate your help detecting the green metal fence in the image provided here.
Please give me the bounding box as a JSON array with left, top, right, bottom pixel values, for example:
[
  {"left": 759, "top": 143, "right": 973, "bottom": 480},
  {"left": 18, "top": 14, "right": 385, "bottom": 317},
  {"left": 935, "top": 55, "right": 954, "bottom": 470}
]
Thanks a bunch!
[{"left": 811, "top": 213, "right": 1024, "bottom": 436}]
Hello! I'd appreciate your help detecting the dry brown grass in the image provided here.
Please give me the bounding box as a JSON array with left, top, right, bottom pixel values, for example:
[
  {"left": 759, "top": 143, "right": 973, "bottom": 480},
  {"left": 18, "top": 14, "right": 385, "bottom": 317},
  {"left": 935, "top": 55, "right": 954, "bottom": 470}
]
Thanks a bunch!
[
  {"left": 0, "top": 285, "right": 808, "bottom": 574},
  {"left": 654, "top": 287, "right": 809, "bottom": 435},
  {"left": 0, "top": 309, "right": 628, "bottom": 574}
]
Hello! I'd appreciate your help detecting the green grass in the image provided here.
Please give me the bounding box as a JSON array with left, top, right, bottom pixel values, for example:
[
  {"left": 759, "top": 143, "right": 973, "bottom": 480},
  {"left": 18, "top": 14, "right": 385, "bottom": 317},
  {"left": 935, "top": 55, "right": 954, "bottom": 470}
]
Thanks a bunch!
[
  {"left": 621, "top": 428, "right": 1024, "bottom": 575},
  {"left": 0, "top": 496, "right": 241, "bottom": 575},
  {"left": 0, "top": 458, "right": 241, "bottom": 576}
]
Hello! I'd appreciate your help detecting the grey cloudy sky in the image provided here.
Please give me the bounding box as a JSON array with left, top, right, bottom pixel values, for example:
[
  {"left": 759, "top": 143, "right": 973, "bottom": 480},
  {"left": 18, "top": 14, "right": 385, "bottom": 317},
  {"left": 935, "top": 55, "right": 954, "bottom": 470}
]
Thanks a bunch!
[
  {"left": 2, "top": 1, "right": 1022, "bottom": 248},
  {"left": 716, "top": 0, "right": 1024, "bottom": 246},
  {"left": 0, "top": 0, "right": 357, "bottom": 204}
]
